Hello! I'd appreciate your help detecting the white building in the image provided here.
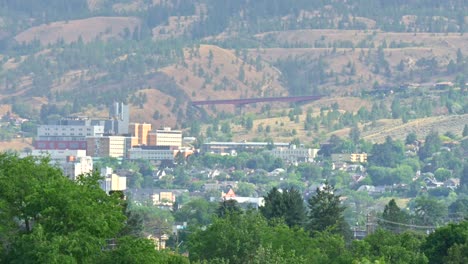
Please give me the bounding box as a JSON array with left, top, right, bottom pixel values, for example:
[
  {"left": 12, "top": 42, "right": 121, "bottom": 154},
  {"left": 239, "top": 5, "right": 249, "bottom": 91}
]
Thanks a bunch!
[
  {"left": 127, "top": 147, "right": 175, "bottom": 161},
  {"left": 30, "top": 149, "right": 93, "bottom": 180},
  {"left": 37, "top": 119, "right": 104, "bottom": 139},
  {"left": 270, "top": 145, "right": 319, "bottom": 163},
  {"left": 100, "top": 167, "right": 127, "bottom": 193}
]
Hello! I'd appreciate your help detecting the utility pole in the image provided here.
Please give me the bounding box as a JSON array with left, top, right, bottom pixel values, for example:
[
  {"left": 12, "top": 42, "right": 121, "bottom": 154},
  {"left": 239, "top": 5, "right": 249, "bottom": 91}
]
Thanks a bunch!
[{"left": 366, "top": 212, "right": 375, "bottom": 236}]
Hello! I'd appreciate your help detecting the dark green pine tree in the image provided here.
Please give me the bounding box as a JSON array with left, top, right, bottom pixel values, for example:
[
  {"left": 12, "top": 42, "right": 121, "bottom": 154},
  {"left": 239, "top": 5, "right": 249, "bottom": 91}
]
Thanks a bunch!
[
  {"left": 380, "top": 199, "right": 408, "bottom": 233},
  {"left": 282, "top": 188, "right": 306, "bottom": 228},
  {"left": 306, "top": 183, "right": 349, "bottom": 237},
  {"left": 260, "top": 187, "right": 306, "bottom": 228},
  {"left": 260, "top": 187, "right": 286, "bottom": 221},
  {"left": 217, "top": 199, "right": 242, "bottom": 218},
  {"left": 463, "top": 124, "right": 468, "bottom": 137}
]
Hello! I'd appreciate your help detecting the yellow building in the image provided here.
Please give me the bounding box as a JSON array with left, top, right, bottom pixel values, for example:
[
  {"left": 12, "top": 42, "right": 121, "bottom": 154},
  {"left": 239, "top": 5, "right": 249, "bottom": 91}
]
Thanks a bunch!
[
  {"left": 148, "top": 127, "right": 182, "bottom": 148},
  {"left": 129, "top": 123, "right": 152, "bottom": 146},
  {"left": 350, "top": 153, "right": 368, "bottom": 163},
  {"left": 331, "top": 153, "right": 367, "bottom": 163}
]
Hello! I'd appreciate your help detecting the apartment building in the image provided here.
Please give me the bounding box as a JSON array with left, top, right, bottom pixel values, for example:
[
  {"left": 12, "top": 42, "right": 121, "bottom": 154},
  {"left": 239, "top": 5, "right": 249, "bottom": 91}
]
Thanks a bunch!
[{"left": 147, "top": 127, "right": 182, "bottom": 148}]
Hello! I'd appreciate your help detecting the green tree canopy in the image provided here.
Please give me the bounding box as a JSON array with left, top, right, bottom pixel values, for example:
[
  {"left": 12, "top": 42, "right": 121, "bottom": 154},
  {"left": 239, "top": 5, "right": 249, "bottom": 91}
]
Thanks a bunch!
[
  {"left": 260, "top": 187, "right": 306, "bottom": 228},
  {"left": 306, "top": 183, "right": 350, "bottom": 238},
  {"left": 0, "top": 153, "right": 186, "bottom": 263}
]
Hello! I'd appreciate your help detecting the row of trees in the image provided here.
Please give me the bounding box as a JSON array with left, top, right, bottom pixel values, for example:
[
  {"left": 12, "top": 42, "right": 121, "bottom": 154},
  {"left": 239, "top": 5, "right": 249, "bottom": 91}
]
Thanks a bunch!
[
  {"left": 187, "top": 198, "right": 468, "bottom": 264},
  {"left": 0, "top": 153, "right": 187, "bottom": 263}
]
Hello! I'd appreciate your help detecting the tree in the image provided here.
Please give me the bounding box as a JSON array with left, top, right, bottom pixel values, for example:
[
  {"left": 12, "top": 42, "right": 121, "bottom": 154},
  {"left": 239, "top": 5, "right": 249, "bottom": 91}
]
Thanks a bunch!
[
  {"left": 463, "top": 124, "right": 468, "bottom": 137},
  {"left": 260, "top": 187, "right": 306, "bottom": 228},
  {"left": 357, "top": 229, "right": 428, "bottom": 264},
  {"left": 406, "top": 132, "right": 418, "bottom": 145},
  {"left": 245, "top": 116, "right": 254, "bottom": 131},
  {"left": 422, "top": 221, "right": 468, "bottom": 264},
  {"left": 216, "top": 199, "right": 242, "bottom": 218},
  {"left": 419, "top": 131, "right": 442, "bottom": 160},
  {"left": 380, "top": 199, "right": 409, "bottom": 233},
  {"left": 369, "top": 136, "right": 405, "bottom": 167},
  {"left": 349, "top": 126, "right": 360, "bottom": 144},
  {"left": 0, "top": 154, "right": 178, "bottom": 263},
  {"left": 306, "top": 183, "right": 349, "bottom": 237},
  {"left": 413, "top": 196, "right": 448, "bottom": 226}
]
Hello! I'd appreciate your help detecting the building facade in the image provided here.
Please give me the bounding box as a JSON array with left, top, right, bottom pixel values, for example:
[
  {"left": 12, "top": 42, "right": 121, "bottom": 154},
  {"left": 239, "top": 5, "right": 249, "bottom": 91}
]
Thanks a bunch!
[
  {"left": 270, "top": 146, "right": 319, "bottom": 163},
  {"left": 30, "top": 149, "right": 93, "bottom": 180},
  {"left": 100, "top": 167, "right": 127, "bottom": 193},
  {"left": 35, "top": 118, "right": 104, "bottom": 150},
  {"left": 148, "top": 127, "right": 182, "bottom": 148},
  {"left": 129, "top": 123, "right": 152, "bottom": 146},
  {"left": 86, "top": 136, "right": 128, "bottom": 158},
  {"left": 127, "top": 146, "right": 175, "bottom": 161},
  {"left": 331, "top": 153, "right": 368, "bottom": 163}
]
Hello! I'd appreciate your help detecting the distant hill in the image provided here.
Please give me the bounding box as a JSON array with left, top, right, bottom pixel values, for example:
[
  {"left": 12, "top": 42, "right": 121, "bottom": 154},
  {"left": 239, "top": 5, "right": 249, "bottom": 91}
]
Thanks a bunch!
[
  {"left": 15, "top": 17, "right": 142, "bottom": 46},
  {"left": 0, "top": 0, "right": 466, "bottom": 142}
]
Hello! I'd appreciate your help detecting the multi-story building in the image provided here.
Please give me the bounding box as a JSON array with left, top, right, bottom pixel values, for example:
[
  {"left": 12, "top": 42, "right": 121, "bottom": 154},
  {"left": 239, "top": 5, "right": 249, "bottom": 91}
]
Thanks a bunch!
[
  {"left": 108, "top": 102, "right": 130, "bottom": 135},
  {"left": 35, "top": 118, "right": 104, "bottom": 150},
  {"left": 148, "top": 127, "right": 182, "bottom": 148},
  {"left": 100, "top": 167, "right": 127, "bottom": 193},
  {"left": 270, "top": 145, "right": 319, "bottom": 163},
  {"left": 86, "top": 136, "right": 134, "bottom": 158},
  {"left": 129, "top": 123, "right": 152, "bottom": 146},
  {"left": 201, "top": 141, "right": 289, "bottom": 155},
  {"left": 331, "top": 153, "right": 368, "bottom": 163},
  {"left": 30, "top": 149, "right": 93, "bottom": 180},
  {"left": 34, "top": 102, "right": 130, "bottom": 150},
  {"left": 127, "top": 146, "right": 175, "bottom": 161}
]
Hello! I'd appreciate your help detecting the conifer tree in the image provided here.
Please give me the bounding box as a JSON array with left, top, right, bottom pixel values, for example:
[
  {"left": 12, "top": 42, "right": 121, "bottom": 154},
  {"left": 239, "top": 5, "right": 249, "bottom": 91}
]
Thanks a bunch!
[{"left": 306, "top": 183, "right": 349, "bottom": 237}]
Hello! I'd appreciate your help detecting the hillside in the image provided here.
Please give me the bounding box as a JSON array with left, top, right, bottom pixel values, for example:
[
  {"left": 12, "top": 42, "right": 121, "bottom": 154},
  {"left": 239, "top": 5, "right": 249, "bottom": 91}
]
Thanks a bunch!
[
  {"left": 0, "top": 0, "right": 466, "bottom": 144},
  {"left": 15, "top": 16, "right": 142, "bottom": 46}
]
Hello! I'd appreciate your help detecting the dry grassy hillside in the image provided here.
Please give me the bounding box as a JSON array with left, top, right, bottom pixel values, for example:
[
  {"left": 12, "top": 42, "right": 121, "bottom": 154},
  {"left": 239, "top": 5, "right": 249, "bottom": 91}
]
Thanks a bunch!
[
  {"left": 15, "top": 17, "right": 142, "bottom": 45},
  {"left": 251, "top": 30, "right": 467, "bottom": 95}
]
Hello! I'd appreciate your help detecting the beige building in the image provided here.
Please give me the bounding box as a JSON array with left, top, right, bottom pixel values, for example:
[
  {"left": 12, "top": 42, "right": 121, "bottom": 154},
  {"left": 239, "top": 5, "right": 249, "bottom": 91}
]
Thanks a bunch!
[
  {"left": 129, "top": 123, "right": 152, "bottom": 146},
  {"left": 100, "top": 167, "right": 127, "bottom": 193},
  {"left": 86, "top": 136, "right": 127, "bottom": 158},
  {"left": 331, "top": 153, "right": 368, "bottom": 163},
  {"left": 148, "top": 127, "right": 182, "bottom": 148}
]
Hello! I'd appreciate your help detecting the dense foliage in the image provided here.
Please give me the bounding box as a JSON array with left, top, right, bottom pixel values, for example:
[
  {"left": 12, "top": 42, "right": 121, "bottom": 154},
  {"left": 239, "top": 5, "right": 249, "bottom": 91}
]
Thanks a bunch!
[{"left": 0, "top": 153, "right": 186, "bottom": 263}]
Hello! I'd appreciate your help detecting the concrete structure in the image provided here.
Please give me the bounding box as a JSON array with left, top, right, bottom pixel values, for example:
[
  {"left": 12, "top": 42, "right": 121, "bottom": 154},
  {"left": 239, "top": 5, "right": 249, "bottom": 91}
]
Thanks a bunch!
[
  {"left": 202, "top": 141, "right": 289, "bottom": 154},
  {"left": 35, "top": 118, "right": 105, "bottom": 150},
  {"left": 31, "top": 149, "right": 93, "bottom": 180},
  {"left": 100, "top": 167, "right": 127, "bottom": 193},
  {"left": 127, "top": 146, "right": 175, "bottom": 161},
  {"left": 108, "top": 102, "right": 130, "bottom": 134},
  {"left": 151, "top": 191, "right": 176, "bottom": 206},
  {"left": 270, "top": 145, "right": 319, "bottom": 163},
  {"left": 221, "top": 189, "right": 264, "bottom": 208},
  {"left": 86, "top": 136, "right": 127, "bottom": 158},
  {"left": 129, "top": 123, "right": 152, "bottom": 146},
  {"left": 331, "top": 153, "right": 368, "bottom": 163},
  {"left": 148, "top": 127, "right": 182, "bottom": 148},
  {"left": 34, "top": 102, "right": 129, "bottom": 150}
]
